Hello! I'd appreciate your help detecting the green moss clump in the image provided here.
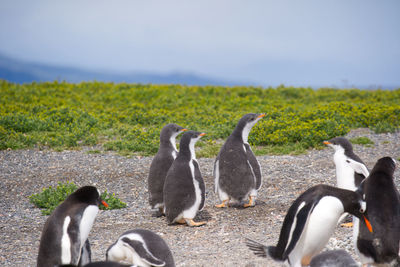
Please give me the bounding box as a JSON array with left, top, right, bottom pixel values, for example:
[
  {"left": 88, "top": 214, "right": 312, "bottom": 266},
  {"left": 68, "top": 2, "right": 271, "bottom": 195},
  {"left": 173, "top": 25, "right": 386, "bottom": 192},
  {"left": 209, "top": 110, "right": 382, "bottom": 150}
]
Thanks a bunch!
[{"left": 29, "top": 181, "right": 126, "bottom": 215}]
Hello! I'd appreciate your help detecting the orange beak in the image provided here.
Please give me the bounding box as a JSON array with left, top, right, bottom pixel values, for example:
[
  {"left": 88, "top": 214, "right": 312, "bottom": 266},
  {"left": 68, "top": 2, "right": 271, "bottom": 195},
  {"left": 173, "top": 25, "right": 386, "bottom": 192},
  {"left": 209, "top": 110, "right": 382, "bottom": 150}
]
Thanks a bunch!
[
  {"left": 363, "top": 215, "right": 373, "bottom": 233},
  {"left": 323, "top": 141, "right": 331, "bottom": 145},
  {"left": 257, "top": 114, "right": 266, "bottom": 119},
  {"left": 181, "top": 128, "right": 187, "bottom": 132},
  {"left": 101, "top": 200, "right": 109, "bottom": 208},
  {"left": 199, "top": 133, "right": 206, "bottom": 137}
]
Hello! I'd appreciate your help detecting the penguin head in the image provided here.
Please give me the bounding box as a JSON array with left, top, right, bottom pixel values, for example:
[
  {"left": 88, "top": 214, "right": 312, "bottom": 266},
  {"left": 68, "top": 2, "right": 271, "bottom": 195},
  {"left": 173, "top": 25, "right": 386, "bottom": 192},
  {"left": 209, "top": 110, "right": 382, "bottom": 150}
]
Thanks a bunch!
[
  {"left": 160, "top": 123, "right": 187, "bottom": 143},
  {"left": 179, "top": 131, "right": 206, "bottom": 158},
  {"left": 235, "top": 113, "right": 265, "bottom": 143},
  {"left": 370, "top": 156, "right": 396, "bottom": 177},
  {"left": 323, "top": 137, "right": 353, "bottom": 152},
  {"left": 69, "top": 186, "right": 108, "bottom": 208},
  {"left": 344, "top": 190, "right": 373, "bottom": 232}
]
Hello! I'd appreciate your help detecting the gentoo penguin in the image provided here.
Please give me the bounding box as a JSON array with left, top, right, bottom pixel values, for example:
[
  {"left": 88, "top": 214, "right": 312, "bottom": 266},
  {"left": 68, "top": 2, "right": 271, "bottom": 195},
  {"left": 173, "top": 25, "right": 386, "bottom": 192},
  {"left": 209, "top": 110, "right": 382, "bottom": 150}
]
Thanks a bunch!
[
  {"left": 356, "top": 157, "right": 400, "bottom": 266},
  {"left": 246, "top": 184, "right": 373, "bottom": 267},
  {"left": 148, "top": 123, "right": 186, "bottom": 213},
  {"left": 309, "top": 249, "right": 358, "bottom": 267},
  {"left": 59, "top": 262, "right": 132, "bottom": 267},
  {"left": 106, "top": 229, "right": 175, "bottom": 267},
  {"left": 323, "top": 137, "right": 369, "bottom": 191},
  {"left": 163, "top": 131, "right": 206, "bottom": 227},
  {"left": 37, "top": 186, "right": 108, "bottom": 267},
  {"left": 214, "top": 113, "right": 265, "bottom": 208}
]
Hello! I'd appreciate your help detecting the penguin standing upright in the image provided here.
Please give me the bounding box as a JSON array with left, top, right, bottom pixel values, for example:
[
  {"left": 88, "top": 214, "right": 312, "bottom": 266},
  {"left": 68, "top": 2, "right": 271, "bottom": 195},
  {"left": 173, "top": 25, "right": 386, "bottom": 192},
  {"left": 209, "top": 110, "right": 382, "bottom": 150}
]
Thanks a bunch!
[
  {"left": 106, "top": 229, "right": 175, "bottom": 267},
  {"left": 148, "top": 123, "right": 186, "bottom": 213},
  {"left": 246, "top": 184, "right": 373, "bottom": 267},
  {"left": 323, "top": 137, "right": 369, "bottom": 191},
  {"left": 163, "top": 131, "right": 206, "bottom": 227},
  {"left": 37, "top": 186, "right": 108, "bottom": 267},
  {"left": 356, "top": 157, "right": 400, "bottom": 266},
  {"left": 214, "top": 113, "right": 265, "bottom": 208}
]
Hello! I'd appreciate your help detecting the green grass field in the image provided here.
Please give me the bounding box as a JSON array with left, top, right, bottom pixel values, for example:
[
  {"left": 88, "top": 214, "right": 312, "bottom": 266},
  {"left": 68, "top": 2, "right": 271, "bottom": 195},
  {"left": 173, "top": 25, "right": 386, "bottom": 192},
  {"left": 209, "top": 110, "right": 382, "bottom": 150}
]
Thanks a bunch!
[{"left": 1, "top": 80, "right": 399, "bottom": 157}]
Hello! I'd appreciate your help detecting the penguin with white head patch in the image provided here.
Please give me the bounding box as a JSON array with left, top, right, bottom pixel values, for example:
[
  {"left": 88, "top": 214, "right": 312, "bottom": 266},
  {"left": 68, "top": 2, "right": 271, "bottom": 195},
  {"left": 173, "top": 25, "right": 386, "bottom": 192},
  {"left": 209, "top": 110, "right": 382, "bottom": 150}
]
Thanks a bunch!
[
  {"left": 106, "top": 229, "right": 175, "bottom": 267},
  {"left": 309, "top": 249, "right": 358, "bottom": 267},
  {"left": 37, "top": 186, "right": 108, "bottom": 267},
  {"left": 246, "top": 184, "right": 373, "bottom": 267},
  {"left": 163, "top": 130, "right": 206, "bottom": 227},
  {"left": 214, "top": 113, "right": 265, "bottom": 208},
  {"left": 356, "top": 157, "right": 400, "bottom": 266},
  {"left": 148, "top": 123, "right": 186, "bottom": 213},
  {"left": 323, "top": 137, "right": 369, "bottom": 191},
  {"left": 59, "top": 262, "right": 133, "bottom": 267}
]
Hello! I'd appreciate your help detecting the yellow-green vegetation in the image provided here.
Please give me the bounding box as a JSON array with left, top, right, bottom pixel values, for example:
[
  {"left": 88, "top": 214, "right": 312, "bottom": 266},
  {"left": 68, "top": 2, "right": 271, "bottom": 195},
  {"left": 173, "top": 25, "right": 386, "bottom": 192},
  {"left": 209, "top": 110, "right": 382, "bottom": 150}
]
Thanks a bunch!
[
  {"left": 1, "top": 80, "right": 399, "bottom": 157},
  {"left": 349, "top": 137, "right": 374, "bottom": 147},
  {"left": 29, "top": 182, "right": 127, "bottom": 215}
]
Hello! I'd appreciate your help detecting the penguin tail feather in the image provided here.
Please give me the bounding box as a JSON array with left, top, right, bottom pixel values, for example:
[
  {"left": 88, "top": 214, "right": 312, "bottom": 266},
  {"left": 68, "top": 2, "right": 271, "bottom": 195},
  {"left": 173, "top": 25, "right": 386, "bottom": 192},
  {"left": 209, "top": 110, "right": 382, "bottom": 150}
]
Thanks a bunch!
[{"left": 245, "top": 238, "right": 268, "bottom": 258}]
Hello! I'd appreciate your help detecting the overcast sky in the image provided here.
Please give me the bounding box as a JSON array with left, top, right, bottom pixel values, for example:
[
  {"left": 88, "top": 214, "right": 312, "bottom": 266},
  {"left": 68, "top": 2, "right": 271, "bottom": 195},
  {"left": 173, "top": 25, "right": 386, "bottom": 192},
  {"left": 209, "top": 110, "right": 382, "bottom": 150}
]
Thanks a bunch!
[{"left": 0, "top": 0, "right": 399, "bottom": 87}]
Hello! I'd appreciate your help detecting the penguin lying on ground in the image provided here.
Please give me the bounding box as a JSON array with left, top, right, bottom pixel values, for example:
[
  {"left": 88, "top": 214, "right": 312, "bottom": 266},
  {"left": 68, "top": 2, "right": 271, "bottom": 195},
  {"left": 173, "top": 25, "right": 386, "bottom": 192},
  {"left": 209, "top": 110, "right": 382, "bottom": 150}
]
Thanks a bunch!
[
  {"left": 309, "top": 249, "right": 358, "bottom": 267},
  {"left": 356, "top": 157, "right": 400, "bottom": 266},
  {"left": 246, "top": 184, "right": 373, "bottom": 267},
  {"left": 148, "top": 123, "right": 186, "bottom": 214},
  {"left": 37, "top": 186, "right": 108, "bottom": 267},
  {"left": 163, "top": 131, "right": 206, "bottom": 227},
  {"left": 106, "top": 229, "right": 175, "bottom": 267},
  {"left": 59, "top": 262, "right": 133, "bottom": 267},
  {"left": 214, "top": 113, "right": 265, "bottom": 208}
]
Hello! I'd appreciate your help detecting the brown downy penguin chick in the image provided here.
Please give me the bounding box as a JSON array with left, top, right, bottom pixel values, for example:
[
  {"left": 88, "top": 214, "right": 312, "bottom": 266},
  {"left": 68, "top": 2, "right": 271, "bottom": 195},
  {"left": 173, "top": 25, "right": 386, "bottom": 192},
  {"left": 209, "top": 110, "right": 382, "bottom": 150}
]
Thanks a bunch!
[
  {"left": 148, "top": 123, "right": 186, "bottom": 214},
  {"left": 163, "top": 131, "right": 206, "bottom": 227},
  {"left": 214, "top": 113, "right": 265, "bottom": 208}
]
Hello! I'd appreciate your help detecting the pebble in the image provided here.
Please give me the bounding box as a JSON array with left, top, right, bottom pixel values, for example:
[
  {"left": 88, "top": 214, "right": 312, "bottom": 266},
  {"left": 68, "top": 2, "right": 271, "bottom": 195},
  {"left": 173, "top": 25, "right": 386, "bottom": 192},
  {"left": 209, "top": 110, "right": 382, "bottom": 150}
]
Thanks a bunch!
[{"left": 0, "top": 128, "right": 399, "bottom": 266}]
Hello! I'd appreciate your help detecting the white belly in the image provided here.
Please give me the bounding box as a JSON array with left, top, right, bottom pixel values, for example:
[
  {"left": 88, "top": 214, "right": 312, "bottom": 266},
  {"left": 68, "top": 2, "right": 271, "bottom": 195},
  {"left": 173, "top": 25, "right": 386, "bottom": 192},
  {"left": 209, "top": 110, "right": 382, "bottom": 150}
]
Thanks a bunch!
[
  {"left": 288, "top": 196, "right": 344, "bottom": 266},
  {"left": 182, "top": 160, "right": 202, "bottom": 219}
]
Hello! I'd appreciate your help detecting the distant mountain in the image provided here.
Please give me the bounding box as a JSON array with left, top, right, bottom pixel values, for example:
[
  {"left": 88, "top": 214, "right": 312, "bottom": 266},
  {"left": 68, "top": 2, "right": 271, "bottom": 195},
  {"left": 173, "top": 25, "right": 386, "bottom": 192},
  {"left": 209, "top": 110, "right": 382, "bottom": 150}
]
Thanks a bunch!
[{"left": 0, "top": 53, "right": 245, "bottom": 86}]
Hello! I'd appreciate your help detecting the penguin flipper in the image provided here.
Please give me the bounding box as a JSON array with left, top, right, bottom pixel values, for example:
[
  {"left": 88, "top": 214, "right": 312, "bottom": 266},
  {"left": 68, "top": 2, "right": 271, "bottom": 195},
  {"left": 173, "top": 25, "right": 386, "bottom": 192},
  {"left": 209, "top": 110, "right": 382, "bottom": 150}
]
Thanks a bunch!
[
  {"left": 346, "top": 158, "right": 369, "bottom": 177},
  {"left": 78, "top": 239, "right": 91, "bottom": 266},
  {"left": 213, "top": 156, "right": 220, "bottom": 193},
  {"left": 122, "top": 238, "right": 165, "bottom": 267},
  {"left": 193, "top": 160, "right": 206, "bottom": 211},
  {"left": 244, "top": 144, "right": 262, "bottom": 190},
  {"left": 283, "top": 202, "right": 319, "bottom": 259},
  {"left": 245, "top": 238, "right": 268, "bottom": 258}
]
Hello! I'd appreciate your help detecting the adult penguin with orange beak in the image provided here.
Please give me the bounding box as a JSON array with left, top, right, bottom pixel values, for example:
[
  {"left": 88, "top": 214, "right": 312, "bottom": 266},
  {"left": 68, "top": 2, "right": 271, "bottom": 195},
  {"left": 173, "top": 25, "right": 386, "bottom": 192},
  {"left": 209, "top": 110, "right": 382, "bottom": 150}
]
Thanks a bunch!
[
  {"left": 37, "top": 186, "right": 108, "bottom": 267},
  {"left": 214, "top": 113, "right": 265, "bottom": 208},
  {"left": 246, "top": 184, "right": 373, "bottom": 267},
  {"left": 356, "top": 157, "right": 400, "bottom": 266}
]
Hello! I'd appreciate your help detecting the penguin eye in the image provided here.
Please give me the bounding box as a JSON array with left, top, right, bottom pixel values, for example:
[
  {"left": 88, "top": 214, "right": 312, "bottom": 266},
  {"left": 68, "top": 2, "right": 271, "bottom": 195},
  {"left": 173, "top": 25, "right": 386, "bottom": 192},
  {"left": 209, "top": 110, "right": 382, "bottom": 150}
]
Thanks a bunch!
[{"left": 359, "top": 201, "right": 366, "bottom": 213}]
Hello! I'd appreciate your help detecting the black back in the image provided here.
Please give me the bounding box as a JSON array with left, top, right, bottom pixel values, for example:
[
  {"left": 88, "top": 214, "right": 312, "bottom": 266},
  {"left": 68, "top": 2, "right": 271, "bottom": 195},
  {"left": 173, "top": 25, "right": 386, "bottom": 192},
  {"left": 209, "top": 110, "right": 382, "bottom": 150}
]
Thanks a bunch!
[
  {"left": 357, "top": 157, "right": 400, "bottom": 264},
  {"left": 148, "top": 123, "right": 184, "bottom": 208},
  {"left": 37, "top": 186, "right": 101, "bottom": 267},
  {"left": 268, "top": 185, "right": 366, "bottom": 261},
  {"left": 163, "top": 131, "right": 205, "bottom": 223}
]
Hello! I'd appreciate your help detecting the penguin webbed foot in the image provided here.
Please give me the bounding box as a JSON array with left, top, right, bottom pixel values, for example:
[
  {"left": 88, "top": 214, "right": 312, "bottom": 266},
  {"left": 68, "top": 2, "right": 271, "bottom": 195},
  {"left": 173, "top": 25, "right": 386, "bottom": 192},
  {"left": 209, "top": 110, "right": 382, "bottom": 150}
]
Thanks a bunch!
[
  {"left": 215, "top": 199, "right": 229, "bottom": 208},
  {"left": 185, "top": 218, "right": 206, "bottom": 227},
  {"left": 340, "top": 222, "right": 354, "bottom": 228},
  {"left": 243, "top": 196, "right": 255, "bottom": 208}
]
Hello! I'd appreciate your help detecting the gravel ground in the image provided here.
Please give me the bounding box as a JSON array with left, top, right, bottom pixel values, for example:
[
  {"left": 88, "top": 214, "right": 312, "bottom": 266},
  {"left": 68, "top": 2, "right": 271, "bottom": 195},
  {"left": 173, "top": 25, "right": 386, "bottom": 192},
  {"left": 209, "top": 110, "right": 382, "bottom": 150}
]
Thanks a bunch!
[{"left": 1, "top": 128, "right": 399, "bottom": 267}]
